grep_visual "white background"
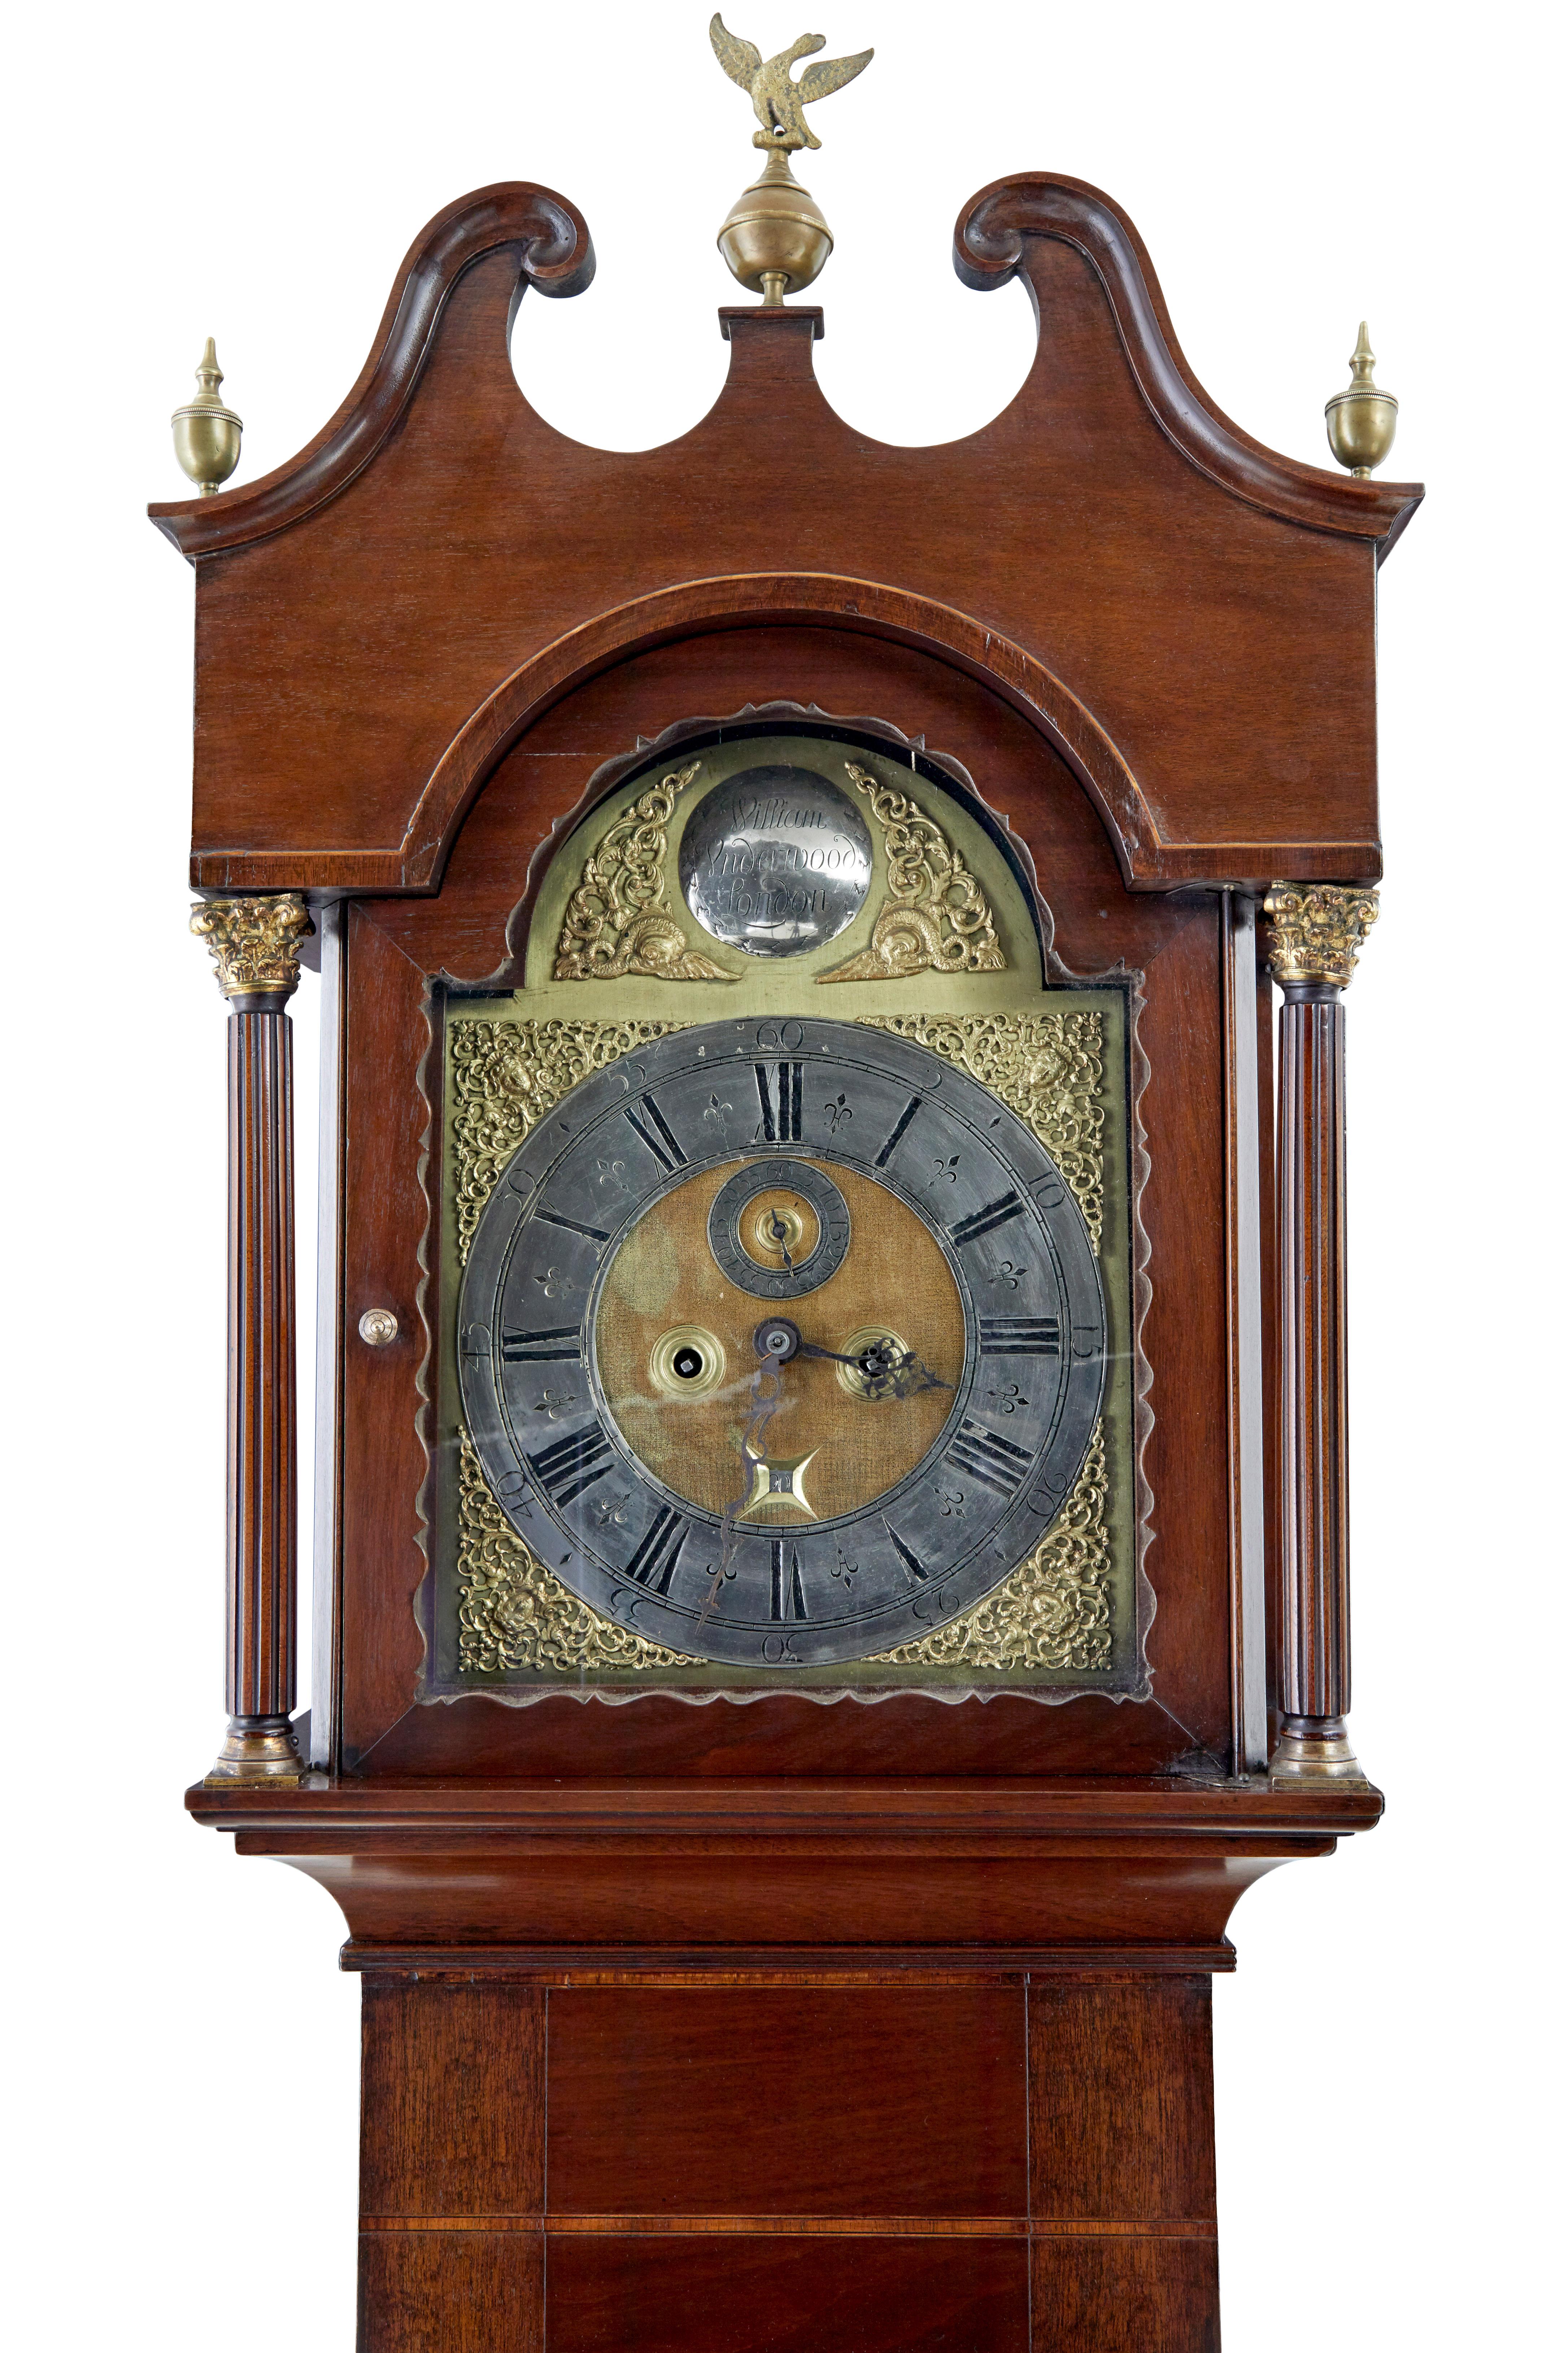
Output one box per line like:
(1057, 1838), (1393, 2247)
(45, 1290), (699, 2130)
(5, 1), (1562, 2345)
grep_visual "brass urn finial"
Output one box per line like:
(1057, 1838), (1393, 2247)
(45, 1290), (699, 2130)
(1324, 322), (1399, 478)
(171, 337), (243, 495)
(709, 14), (874, 303)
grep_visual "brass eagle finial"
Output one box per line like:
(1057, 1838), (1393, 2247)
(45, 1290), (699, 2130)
(709, 14), (874, 151)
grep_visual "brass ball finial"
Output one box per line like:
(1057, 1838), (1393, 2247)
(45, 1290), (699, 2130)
(709, 16), (873, 303)
(1324, 322), (1398, 478)
(718, 148), (835, 302)
(172, 337), (243, 495)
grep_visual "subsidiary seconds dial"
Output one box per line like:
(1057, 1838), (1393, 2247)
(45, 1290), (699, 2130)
(458, 1017), (1105, 1670)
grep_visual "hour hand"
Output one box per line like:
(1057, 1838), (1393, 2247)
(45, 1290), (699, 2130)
(849, 1343), (953, 1400)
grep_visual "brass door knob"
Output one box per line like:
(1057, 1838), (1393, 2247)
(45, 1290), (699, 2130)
(358, 1308), (399, 1347)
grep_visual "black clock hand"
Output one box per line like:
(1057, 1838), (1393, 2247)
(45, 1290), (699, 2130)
(853, 1346), (953, 1401)
(765, 1206), (794, 1269)
(752, 1319), (954, 1399)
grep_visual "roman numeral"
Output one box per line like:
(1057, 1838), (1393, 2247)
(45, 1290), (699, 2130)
(950, 1191), (1027, 1248)
(625, 1506), (689, 1596)
(527, 1421), (615, 1506)
(754, 1060), (803, 1142)
(623, 1093), (687, 1172)
(500, 1325), (583, 1363)
(874, 1095), (923, 1168)
(978, 1316), (1060, 1356)
(770, 1540), (809, 1620)
(534, 1207), (611, 1245)
(946, 1415), (1033, 1498)
(884, 1522), (929, 1583)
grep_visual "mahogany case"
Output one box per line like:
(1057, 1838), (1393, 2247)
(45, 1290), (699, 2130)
(171, 167), (1416, 2353)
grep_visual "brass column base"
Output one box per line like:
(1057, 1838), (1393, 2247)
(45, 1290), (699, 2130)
(204, 1714), (306, 1787)
(1269, 1713), (1368, 1788)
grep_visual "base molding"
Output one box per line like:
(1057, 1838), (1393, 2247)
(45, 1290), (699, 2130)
(337, 1941), (1241, 1978)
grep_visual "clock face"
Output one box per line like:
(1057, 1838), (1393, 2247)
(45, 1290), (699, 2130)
(458, 1017), (1105, 1668)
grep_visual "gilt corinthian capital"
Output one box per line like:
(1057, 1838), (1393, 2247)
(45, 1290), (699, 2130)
(191, 894), (314, 1000)
(1263, 884), (1379, 989)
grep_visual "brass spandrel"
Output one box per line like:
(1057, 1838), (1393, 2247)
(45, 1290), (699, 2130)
(818, 764), (1006, 983)
(554, 762), (734, 982)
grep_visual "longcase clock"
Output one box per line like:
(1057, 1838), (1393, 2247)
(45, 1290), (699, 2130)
(163, 34), (1418, 2350)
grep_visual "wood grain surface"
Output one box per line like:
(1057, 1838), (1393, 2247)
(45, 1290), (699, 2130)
(543, 2234), (1028, 2353)
(545, 1987), (1027, 2218)
(1029, 1978), (1215, 2222)
(153, 178), (1419, 894)
(170, 155), (1406, 2353)
(361, 1978), (544, 2218)
(347, 1972), (1229, 2352)
(325, 632), (1238, 1780)
(224, 1007), (299, 1727)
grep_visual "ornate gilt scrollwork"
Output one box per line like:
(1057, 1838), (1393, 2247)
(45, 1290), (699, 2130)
(857, 1011), (1106, 1250)
(449, 1018), (693, 1263)
(190, 893), (313, 999)
(1263, 883), (1379, 988)
(818, 763), (1005, 982)
(870, 1425), (1111, 1671)
(554, 763), (734, 981)
(457, 1434), (696, 1673)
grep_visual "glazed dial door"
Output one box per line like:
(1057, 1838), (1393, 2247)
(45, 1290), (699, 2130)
(459, 1017), (1104, 1669)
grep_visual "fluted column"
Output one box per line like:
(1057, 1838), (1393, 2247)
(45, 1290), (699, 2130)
(1264, 883), (1378, 1786)
(191, 893), (314, 1784)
